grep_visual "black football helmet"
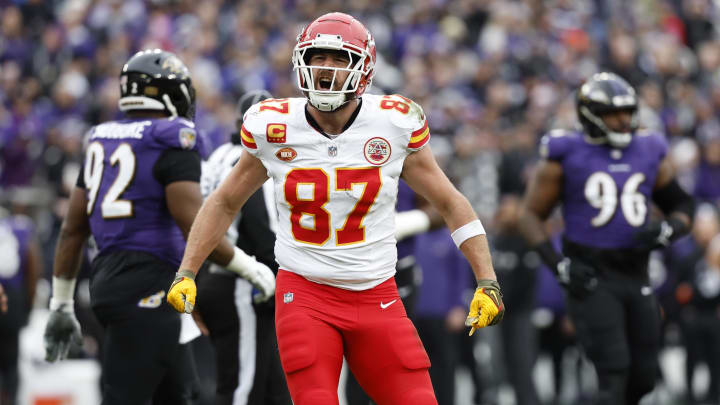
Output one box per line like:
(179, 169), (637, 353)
(576, 72), (638, 148)
(236, 89), (272, 124)
(231, 89), (272, 145)
(118, 49), (195, 119)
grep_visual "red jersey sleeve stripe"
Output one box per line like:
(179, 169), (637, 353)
(411, 120), (428, 137)
(240, 125), (257, 149)
(408, 127), (430, 149)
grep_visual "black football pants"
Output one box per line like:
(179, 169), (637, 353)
(90, 251), (195, 405)
(566, 267), (662, 405)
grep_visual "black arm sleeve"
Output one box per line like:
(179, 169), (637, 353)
(152, 149), (202, 185)
(235, 189), (278, 273)
(532, 240), (563, 274)
(76, 167), (85, 188)
(652, 178), (696, 219)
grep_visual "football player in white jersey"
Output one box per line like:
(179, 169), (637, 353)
(168, 12), (504, 405)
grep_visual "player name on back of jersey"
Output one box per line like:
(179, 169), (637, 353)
(91, 120), (152, 140)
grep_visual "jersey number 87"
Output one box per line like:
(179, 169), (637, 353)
(284, 167), (381, 245)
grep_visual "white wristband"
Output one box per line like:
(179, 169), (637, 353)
(225, 245), (256, 277)
(49, 297), (75, 312)
(395, 209), (431, 241)
(451, 219), (486, 248)
(51, 276), (77, 303)
(50, 276), (77, 311)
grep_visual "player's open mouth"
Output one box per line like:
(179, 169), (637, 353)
(318, 77), (333, 90)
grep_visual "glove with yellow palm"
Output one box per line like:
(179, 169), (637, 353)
(168, 270), (197, 314)
(465, 279), (504, 335)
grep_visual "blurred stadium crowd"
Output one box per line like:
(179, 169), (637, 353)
(2, 0), (720, 404)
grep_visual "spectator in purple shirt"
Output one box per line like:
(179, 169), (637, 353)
(414, 229), (473, 405)
(695, 132), (720, 204)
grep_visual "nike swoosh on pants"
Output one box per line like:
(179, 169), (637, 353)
(380, 299), (397, 309)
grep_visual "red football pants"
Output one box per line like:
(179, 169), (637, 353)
(274, 270), (437, 405)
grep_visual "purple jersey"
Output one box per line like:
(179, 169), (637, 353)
(694, 160), (720, 202)
(82, 117), (202, 266)
(541, 129), (668, 249)
(414, 229), (471, 317)
(0, 215), (33, 289)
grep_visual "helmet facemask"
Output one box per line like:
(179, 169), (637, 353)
(579, 104), (638, 149)
(293, 33), (374, 112)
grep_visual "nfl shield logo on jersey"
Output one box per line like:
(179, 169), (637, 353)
(364, 137), (391, 165)
(328, 145), (338, 157)
(283, 292), (294, 304)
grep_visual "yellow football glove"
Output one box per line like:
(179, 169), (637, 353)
(167, 270), (197, 314)
(465, 279), (504, 336)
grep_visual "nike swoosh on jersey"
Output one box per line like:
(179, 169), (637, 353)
(380, 299), (398, 309)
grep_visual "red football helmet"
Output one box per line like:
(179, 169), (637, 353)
(292, 13), (376, 111)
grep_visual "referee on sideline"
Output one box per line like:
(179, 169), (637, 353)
(196, 90), (291, 405)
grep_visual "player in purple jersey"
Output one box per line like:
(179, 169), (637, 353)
(519, 72), (696, 405)
(0, 212), (41, 405)
(42, 50), (275, 405)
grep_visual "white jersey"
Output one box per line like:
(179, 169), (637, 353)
(240, 94), (430, 290)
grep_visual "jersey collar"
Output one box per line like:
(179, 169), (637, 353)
(305, 98), (363, 139)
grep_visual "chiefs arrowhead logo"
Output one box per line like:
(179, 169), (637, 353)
(363, 137), (391, 165)
(276, 147), (297, 162)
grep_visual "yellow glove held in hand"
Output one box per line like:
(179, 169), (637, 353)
(465, 279), (505, 336)
(168, 270), (197, 314)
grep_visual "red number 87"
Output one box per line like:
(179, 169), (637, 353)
(284, 167), (381, 245)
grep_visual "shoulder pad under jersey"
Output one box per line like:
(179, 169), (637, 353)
(635, 129), (669, 160)
(371, 94), (430, 151)
(152, 118), (202, 153)
(240, 98), (302, 153)
(539, 129), (580, 161)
